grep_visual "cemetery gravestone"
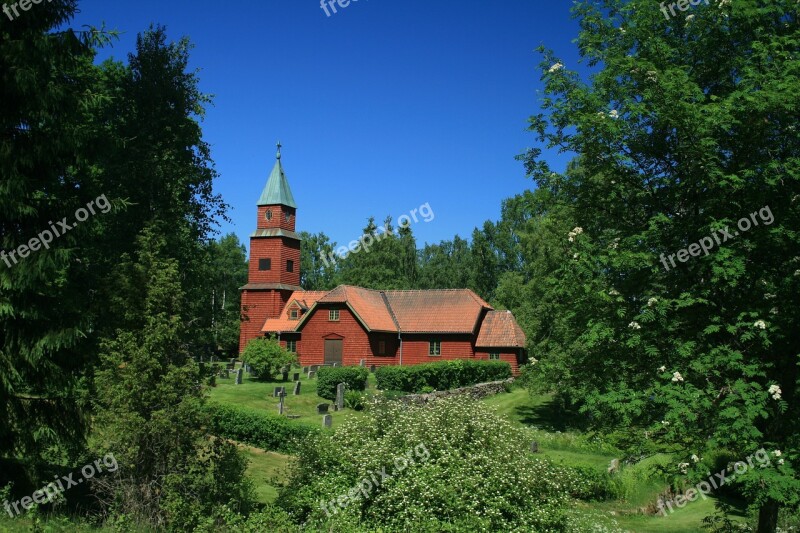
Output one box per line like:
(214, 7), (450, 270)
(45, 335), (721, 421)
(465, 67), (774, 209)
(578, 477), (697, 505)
(359, 359), (365, 367)
(293, 372), (300, 381)
(308, 371), (316, 379)
(293, 381), (301, 395)
(336, 383), (346, 410)
(369, 364), (376, 373)
(322, 414), (332, 428)
(316, 403), (329, 414)
(235, 368), (243, 385)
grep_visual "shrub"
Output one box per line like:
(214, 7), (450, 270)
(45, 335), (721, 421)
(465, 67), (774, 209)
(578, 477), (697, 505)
(279, 397), (571, 531)
(375, 360), (512, 393)
(316, 367), (369, 401)
(344, 391), (366, 411)
(241, 337), (296, 381)
(206, 403), (318, 453)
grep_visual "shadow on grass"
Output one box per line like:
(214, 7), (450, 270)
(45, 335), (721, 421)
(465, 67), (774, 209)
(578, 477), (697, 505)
(514, 395), (588, 432)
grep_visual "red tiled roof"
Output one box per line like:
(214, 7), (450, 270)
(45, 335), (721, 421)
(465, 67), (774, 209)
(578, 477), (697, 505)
(262, 290), (328, 333)
(384, 289), (492, 334)
(263, 286), (519, 338)
(476, 310), (527, 348)
(317, 286), (398, 332)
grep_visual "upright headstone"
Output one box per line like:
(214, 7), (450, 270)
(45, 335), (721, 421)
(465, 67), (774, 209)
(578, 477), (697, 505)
(302, 366), (309, 373)
(608, 459), (620, 474)
(370, 364), (376, 373)
(278, 394), (285, 415)
(336, 383), (346, 410)
(293, 381), (301, 395)
(293, 372), (300, 381)
(210, 356), (215, 364)
(222, 369), (230, 379)
(235, 368), (243, 385)
(359, 359), (365, 367)
(282, 371), (289, 382)
(316, 403), (329, 414)
(322, 414), (332, 428)
(332, 362), (338, 367)
(230, 357), (236, 368)
(274, 387), (283, 398)
(530, 441), (539, 453)
(308, 371), (316, 379)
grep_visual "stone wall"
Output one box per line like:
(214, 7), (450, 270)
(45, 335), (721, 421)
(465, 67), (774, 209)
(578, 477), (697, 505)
(398, 378), (514, 405)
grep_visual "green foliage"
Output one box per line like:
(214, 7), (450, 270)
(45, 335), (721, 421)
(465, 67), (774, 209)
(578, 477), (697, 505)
(344, 390), (366, 411)
(316, 367), (369, 401)
(279, 397), (571, 531)
(206, 403), (319, 453)
(509, 0), (800, 525)
(241, 337), (297, 381)
(375, 359), (512, 393)
(93, 227), (254, 531)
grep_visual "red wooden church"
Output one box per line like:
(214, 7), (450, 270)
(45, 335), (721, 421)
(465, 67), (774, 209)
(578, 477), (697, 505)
(239, 146), (527, 372)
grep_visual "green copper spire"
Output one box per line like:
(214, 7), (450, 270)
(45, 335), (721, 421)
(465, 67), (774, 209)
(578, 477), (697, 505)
(258, 141), (297, 208)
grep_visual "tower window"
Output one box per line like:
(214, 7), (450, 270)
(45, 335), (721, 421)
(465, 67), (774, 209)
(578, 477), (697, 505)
(265, 209), (273, 221)
(287, 260), (294, 273)
(259, 258), (271, 271)
(329, 309), (339, 321)
(285, 211), (291, 222)
(290, 309), (299, 320)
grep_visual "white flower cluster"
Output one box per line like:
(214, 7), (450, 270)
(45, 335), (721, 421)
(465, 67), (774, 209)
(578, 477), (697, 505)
(678, 462), (690, 474)
(671, 372), (684, 383)
(658, 365), (666, 372)
(628, 321), (641, 330)
(647, 297), (658, 307)
(753, 320), (766, 329)
(691, 454), (701, 463)
(774, 449), (784, 465)
(568, 226), (583, 242)
(548, 62), (563, 73)
(768, 384), (782, 401)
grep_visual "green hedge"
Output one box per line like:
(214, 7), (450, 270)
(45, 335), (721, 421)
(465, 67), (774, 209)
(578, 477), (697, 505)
(316, 366), (369, 400)
(375, 360), (512, 393)
(206, 403), (318, 453)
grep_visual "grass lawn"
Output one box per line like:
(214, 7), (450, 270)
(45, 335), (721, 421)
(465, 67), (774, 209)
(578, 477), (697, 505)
(208, 368), (372, 428)
(239, 445), (294, 505)
(482, 387), (750, 532)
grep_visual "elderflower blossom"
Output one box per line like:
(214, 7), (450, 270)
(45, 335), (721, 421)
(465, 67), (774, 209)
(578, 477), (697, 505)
(768, 384), (782, 400)
(628, 321), (641, 330)
(672, 372), (684, 382)
(609, 289), (620, 296)
(661, 420), (669, 426)
(691, 454), (701, 463)
(530, 358), (539, 365)
(778, 458), (785, 465)
(774, 450), (782, 457)
(678, 462), (690, 474)
(754, 320), (767, 330)
(608, 109), (619, 119)
(647, 297), (658, 307)
(658, 365), (666, 372)
(548, 62), (563, 73)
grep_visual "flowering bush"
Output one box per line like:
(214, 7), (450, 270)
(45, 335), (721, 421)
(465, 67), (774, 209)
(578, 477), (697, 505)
(279, 397), (572, 531)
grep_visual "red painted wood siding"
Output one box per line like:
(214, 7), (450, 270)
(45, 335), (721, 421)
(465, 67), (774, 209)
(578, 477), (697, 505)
(248, 237), (301, 286)
(399, 334), (476, 365)
(239, 289), (292, 352)
(296, 306), (379, 366)
(475, 350), (520, 375)
(257, 205), (297, 232)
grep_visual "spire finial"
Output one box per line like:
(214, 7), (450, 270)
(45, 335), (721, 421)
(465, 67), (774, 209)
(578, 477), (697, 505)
(276, 141), (282, 160)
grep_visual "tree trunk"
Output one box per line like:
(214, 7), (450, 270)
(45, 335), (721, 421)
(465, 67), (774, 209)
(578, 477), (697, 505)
(756, 498), (779, 533)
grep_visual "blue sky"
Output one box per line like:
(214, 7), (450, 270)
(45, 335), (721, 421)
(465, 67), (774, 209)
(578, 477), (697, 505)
(70, 0), (584, 250)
